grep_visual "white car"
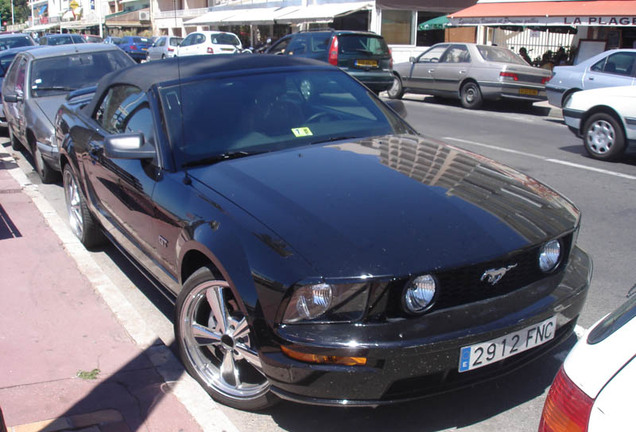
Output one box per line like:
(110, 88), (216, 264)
(562, 85), (636, 161)
(176, 31), (243, 57)
(147, 36), (183, 61)
(539, 293), (636, 432)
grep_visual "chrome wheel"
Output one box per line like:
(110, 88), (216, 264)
(387, 75), (404, 100)
(178, 278), (270, 403)
(586, 119), (615, 155)
(64, 166), (84, 240)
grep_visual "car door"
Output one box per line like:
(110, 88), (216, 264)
(3, 55), (28, 143)
(404, 44), (449, 93)
(178, 33), (198, 56)
(432, 44), (471, 95)
(84, 84), (163, 273)
(148, 37), (164, 60)
(583, 51), (636, 90)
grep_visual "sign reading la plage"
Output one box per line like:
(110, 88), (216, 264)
(452, 16), (636, 26)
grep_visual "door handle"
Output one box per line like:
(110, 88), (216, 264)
(459, 70), (467, 74)
(588, 76), (594, 80)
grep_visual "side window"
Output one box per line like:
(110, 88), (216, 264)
(4, 56), (26, 93)
(94, 85), (154, 144)
(440, 45), (470, 63)
(310, 34), (331, 53)
(591, 53), (636, 76)
(418, 45), (448, 63)
(181, 34), (194, 47)
(268, 37), (291, 55)
(158, 38), (165, 47)
(195, 34), (205, 45)
(287, 34), (309, 55)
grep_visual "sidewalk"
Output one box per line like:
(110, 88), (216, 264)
(0, 146), (220, 431)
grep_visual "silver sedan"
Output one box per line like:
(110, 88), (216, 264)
(388, 43), (552, 109)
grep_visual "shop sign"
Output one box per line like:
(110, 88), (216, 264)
(452, 16), (636, 26)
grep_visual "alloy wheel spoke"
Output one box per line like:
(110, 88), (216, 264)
(220, 349), (239, 388)
(235, 342), (263, 370)
(191, 322), (222, 347)
(206, 287), (228, 335)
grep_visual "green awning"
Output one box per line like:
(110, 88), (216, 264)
(418, 15), (449, 31)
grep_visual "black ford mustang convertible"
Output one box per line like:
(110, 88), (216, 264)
(56, 55), (591, 410)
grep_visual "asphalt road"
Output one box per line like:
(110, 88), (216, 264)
(6, 95), (635, 432)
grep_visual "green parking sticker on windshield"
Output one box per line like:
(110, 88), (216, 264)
(292, 127), (313, 137)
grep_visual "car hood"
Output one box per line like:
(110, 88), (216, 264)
(190, 135), (579, 278)
(32, 94), (68, 125)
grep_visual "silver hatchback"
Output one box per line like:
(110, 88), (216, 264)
(388, 43), (552, 109)
(147, 36), (183, 61)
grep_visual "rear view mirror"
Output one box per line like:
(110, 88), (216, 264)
(104, 133), (155, 159)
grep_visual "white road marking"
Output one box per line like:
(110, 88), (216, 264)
(444, 137), (636, 181)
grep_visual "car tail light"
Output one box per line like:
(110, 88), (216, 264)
(389, 47), (393, 69)
(130, 45), (137, 50)
(539, 367), (593, 432)
(542, 76), (551, 84)
(207, 47), (215, 54)
(168, 47), (173, 52)
(328, 36), (338, 66)
(500, 71), (518, 81)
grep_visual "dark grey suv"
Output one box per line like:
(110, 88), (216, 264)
(266, 30), (393, 94)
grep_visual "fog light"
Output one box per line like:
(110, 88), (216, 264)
(403, 274), (436, 314)
(539, 239), (562, 272)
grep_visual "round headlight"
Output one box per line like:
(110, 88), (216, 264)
(403, 274), (437, 314)
(539, 239), (562, 272)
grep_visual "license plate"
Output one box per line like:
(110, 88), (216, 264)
(356, 59), (378, 67)
(458, 316), (556, 372)
(519, 88), (538, 96)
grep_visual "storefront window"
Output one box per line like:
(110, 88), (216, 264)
(381, 10), (412, 45)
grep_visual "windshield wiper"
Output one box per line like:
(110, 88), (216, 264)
(182, 151), (259, 168)
(34, 86), (76, 92)
(310, 136), (359, 145)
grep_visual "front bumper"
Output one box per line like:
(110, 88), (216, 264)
(37, 141), (61, 171)
(259, 246), (591, 407)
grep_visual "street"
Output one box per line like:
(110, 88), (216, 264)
(6, 94), (635, 432)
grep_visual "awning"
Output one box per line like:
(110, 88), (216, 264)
(275, 2), (372, 24)
(418, 15), (449, 31)
(184, 9), (238, 26)
(221, 7), (282, 25)
(26, 22), (60, 32)
(449, 1), (636, 27)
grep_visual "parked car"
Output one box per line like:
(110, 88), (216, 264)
(0, 46), (40, 127)
(114, 36), (152, 62)
(388, 43), (552, 109)
(103, 36), (123, 45)
(2, 43), (135, 182)
(539, 292), (635, 432)
(38, 33), (86, 45)
(265, 30), (393, 94)
(0, 33), (38, 50)
(546, 49), (636, 108)
(81, 34), (103, 43)
(562, 85), (636, 161)
(176, 31), (243, 56)
(147, 36), (183, 61)
(55, 54), (591, 411)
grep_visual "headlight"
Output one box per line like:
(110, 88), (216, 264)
(282, 282), (370, 324)
(403, 274), (437, 314)
(539, 239), (562, 272)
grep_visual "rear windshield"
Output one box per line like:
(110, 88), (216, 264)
(211, 33), (240, 46)
(30, 50), (134, 97)
(477, 46), (527, 65)
(131, 37), (151, 44)
(338, 35), (390, 56)
(0, 35), (34, 50)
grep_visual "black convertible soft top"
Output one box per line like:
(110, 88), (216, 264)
(84, 54), (332, 115)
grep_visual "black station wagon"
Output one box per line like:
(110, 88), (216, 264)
(56, 55), (591, 410)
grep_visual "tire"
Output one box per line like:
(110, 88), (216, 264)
(460, 81), (483, 109)
(583, 113), (625, 161)
(9, 128), (22, 151)
(175, 268), (278, 411)
(387, 75), (404, 100)
(32, 141), (59, 184)
(63, 164), (104, 248)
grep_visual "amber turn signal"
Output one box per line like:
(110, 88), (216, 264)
(281, 346), (367, 366)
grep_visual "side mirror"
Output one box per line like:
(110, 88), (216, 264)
(104, 133), (155, 159)
(385, 99), (407, 119)
(3, 94), (22, 103)
(409, 56), (416, 63)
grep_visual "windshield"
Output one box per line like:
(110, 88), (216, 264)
(160, 69), (413, 168)
(30, 50), (134, 97)
(0, 35), (34, 50)
(477, 46), (528, 65)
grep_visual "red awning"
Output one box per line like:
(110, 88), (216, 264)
(449, 1), (636, 26)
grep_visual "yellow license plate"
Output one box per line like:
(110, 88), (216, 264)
(356, 59), (378, 67)
(519, 88), (538, 96)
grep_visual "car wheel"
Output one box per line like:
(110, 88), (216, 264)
(32, 141), (58, 184)
(175, 268), (278, 411)
(63, 164), (103, 248)
(161, 54), (166, 60)
(583, 113), (625, 161)
(387, 75), (404, 100)
(9, 128), (22, 151)
(460, 82), (483, 109)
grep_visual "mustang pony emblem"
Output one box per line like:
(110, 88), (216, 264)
(481, 264), (518, 285)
